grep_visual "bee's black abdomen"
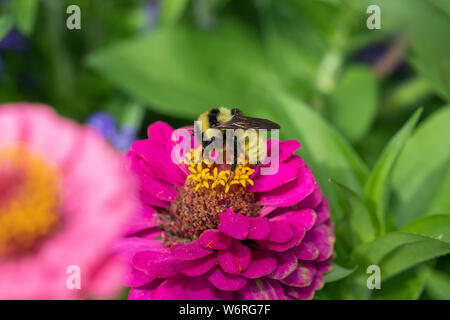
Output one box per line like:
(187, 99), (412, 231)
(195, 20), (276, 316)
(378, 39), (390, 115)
(208, 108), (219, 127)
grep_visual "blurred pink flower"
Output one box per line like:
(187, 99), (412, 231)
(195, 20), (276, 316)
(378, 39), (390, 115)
(120, 121), (335, 300)
(0, 103), (137, 299)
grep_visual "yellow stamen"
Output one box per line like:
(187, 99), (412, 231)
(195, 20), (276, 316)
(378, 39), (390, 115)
(185, 147), (255, 193)
(0, 147), (61, 259)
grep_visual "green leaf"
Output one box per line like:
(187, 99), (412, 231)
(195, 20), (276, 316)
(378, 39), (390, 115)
(259, 1), (326, 94)
(0, 15), (14, 41)
(330, 180), (376, 245)
(348, 0), (450, 100)
(382, 77), (432, 114)
(401, 215), (450, 244)
(120, 103), (145, 129)
(87, 19), (280, 120)
(426, 268), (450, 300)
(274, 92), (369, 222)
(355, 232), (424, 264)
(12, 0), (39, 35)
(327, 65), (378, 143)
(355, 232), (450, 280)
(392, 106), (450, 226)
(381, 239), (450, 279)
(160, 0), (189, 25)
(370, 266), (429, 300)
(324, 264), (358, 283)
(364, 109), (422, 234)
(429, 0), (450, 16)
(426, 168), (450, 216)
(410, 56), (449, 101)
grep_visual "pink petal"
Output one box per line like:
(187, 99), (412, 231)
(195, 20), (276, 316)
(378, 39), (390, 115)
(218, 210), (250, 240)
(139, 174), (177, 202)
(86, 255), (126, 299)
(0, 106), (23, 146)
(293, 242), (320, 260)
(260, 206), (277, 216)
(316, 258), (333, 273)
(184, 276), (231, 300)
(258, 167), (315, 207)
(128, 288), (154, 300)
(304, 224), (335, 261)
(171, 240), (213, 260)
(272, 208), (317, 232)
(12, 106), (80, 169)
(217, 240), (251, 275)
(128, 279), (164, 300)
(115, 237), (166, 257)
(285, 155), (306, 169)
(281, 262), (316, 287)
(297, 184), (323, 209)
(285, 273), (324, 300)
(312, 273), (325, 291)
(248, 217), (270, 240)
(267, 220), (293, 243)
(179, 254), (218, 276)
(132, 250), (180, 278)
(237, 278), (285, 300)
(279, 140), (302, 162)
(115, 238), (164, 287)
(315, 198), (331, 224)
(147, 121), (174, 146)
(125, 206), (160, 236)
(129, 153), (178, 201)
(250, 163), (297, 192)
(241, 249), (278, 279)
(257, 224), (305, 252)
(153, 276), (186, 300)
(125, 267), (155, 288)
(268, 251), (298, 280)
(285, 285), (315, 300)
(131, 139), (186, 186)
(208, 267), (247, 291)
(265, 139), (301, 164)
(139, 190), (170, 208)
(199, 230), (232, 250)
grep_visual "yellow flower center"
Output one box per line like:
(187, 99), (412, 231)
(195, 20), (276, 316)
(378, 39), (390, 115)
(0, 147), (61, 259)
(185, 148), (255, 193)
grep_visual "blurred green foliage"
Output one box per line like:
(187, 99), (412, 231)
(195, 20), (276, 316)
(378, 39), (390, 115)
(0, 0), (449, 299)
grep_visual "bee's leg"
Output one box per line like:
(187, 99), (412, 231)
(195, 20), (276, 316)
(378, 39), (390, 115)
(202, 137), (215, 162)
(227, 136), (238, 183)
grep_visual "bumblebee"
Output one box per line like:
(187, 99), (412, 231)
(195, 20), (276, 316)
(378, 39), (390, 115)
(196, 107), (280, 176)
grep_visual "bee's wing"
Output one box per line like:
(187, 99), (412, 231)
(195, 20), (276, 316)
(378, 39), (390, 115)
(214, 114), (280, 130)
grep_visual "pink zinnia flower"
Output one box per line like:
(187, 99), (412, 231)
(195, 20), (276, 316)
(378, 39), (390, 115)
(0, 103), (137, 299)
(121, 121), (335, 300)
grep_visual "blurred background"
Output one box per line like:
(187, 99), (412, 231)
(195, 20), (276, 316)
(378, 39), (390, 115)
(0, 0), (449, 299)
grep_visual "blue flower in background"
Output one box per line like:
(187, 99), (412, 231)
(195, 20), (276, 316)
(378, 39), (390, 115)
(355, 42), (388, 65)
(0, 28), (28, 51)
(0, 28), (28, 82)
(87, 112), (138, 153)
(353, 35), (409, 78)
(146, 0), (160, 29)
(87, 112), (117, 141)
